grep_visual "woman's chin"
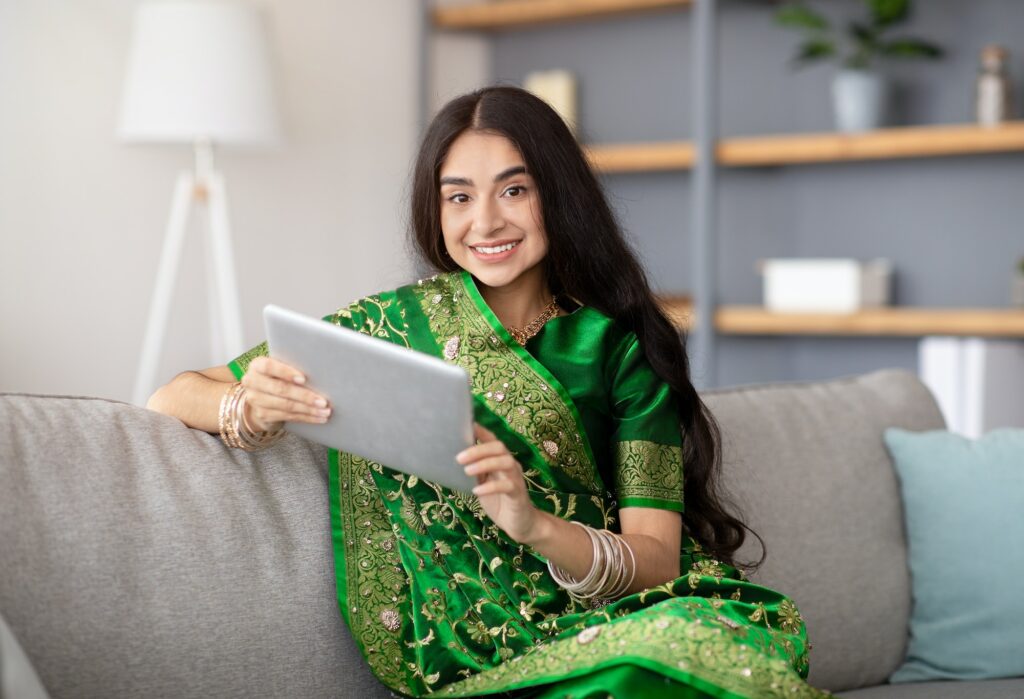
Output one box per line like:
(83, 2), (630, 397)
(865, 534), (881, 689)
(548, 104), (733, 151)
(466, 266), (524, 290)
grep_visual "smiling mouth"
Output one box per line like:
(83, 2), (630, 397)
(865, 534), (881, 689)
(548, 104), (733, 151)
(469, 240), (521, 255)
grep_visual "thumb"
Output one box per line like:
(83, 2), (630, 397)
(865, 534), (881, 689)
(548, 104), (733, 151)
(473, 422), (497, 443)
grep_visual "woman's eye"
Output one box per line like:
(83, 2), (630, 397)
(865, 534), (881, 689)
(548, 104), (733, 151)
(447, 193), (469, 204)
(504, 186), (526, 198)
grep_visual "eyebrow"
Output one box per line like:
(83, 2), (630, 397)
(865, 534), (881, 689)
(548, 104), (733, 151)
(439, 165), (527, 187)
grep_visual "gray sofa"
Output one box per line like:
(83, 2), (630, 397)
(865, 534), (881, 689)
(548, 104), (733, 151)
(1, 370), (1022, 698)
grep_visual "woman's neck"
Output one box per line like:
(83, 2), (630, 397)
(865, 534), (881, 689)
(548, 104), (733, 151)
(476, 268), (554, 330)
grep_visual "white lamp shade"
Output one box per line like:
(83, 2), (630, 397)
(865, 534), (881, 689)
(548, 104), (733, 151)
(118, 1), (280, 146)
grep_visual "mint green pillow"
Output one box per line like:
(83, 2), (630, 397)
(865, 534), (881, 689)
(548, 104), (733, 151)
(884, 428), (1024, 683)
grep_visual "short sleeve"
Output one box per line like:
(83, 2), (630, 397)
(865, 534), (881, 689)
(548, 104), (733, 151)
(228, 342), (268, 380)
(608, 334), (684, 512)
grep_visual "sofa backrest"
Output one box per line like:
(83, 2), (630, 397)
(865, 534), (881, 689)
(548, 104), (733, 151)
(704, 369), (945, 692)
(0, 394), (393, 699)
(1, 369), (944, 697)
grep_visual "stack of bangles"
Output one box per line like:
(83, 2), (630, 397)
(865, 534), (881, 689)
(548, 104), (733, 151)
(218, 382), (285, 450)
(547, 521), (637, 603)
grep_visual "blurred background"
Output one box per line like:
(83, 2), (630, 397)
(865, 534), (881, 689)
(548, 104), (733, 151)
(1, 0), (1022, 433)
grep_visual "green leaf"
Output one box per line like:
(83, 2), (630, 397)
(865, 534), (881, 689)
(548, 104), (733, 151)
(775, 4), (830, 32)
(867, 0), (909, 28)
(881, 38), (944, 59)
(849, 21), (879, 49)
(793, 38), (836, 65)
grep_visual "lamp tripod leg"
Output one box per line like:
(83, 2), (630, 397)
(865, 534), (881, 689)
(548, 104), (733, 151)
(132, 172), (195, 406)
(206, 171), (245, 362)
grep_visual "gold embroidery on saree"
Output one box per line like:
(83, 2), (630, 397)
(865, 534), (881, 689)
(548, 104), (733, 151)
(415, 274), (601, 494)
(440, 597), (823, 698)
(327, 280), (815, 696)
(337, 453), (414, 694)
(615, 440), (684, 504)
(330, 293), (422, 693)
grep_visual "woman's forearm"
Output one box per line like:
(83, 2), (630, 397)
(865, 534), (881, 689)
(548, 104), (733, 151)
(146, 367), (235, 434)
(522, 510), (680, 596)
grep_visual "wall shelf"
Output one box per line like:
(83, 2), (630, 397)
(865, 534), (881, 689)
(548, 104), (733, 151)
(714, 306), (1024, 338)
(433, 0), (691, 31)
(428, 3), (1024, 383)
(586, 122), (1024, 173)
(657, 300), (1024, 337)
(719, 122), (1024, 167)
(585, 141), (694, 172)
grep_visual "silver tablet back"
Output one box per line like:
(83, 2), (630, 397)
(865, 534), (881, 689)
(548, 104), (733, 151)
(263, 304), (476, 493)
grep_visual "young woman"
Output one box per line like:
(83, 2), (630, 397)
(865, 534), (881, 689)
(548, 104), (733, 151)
(149, 86), (825, 698)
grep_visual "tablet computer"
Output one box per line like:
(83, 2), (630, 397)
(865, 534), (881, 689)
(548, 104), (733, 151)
(264, 305), (476, 494)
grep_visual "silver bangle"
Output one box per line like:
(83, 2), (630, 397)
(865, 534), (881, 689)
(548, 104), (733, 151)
(547, 522), (636, 602)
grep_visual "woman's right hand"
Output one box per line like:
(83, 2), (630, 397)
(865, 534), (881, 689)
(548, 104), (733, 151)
(240, 356), (332, 432)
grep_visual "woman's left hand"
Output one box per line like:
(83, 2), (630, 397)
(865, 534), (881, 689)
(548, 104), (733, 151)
(457, 423), (538, 543)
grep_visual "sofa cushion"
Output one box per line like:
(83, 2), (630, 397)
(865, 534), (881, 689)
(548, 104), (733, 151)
(0, 393), (393, 699)
(704, 370), (945, 693)
(884, 428), (1024, 683)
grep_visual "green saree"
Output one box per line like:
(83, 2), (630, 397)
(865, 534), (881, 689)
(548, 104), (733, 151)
(229, 271), (827, 699)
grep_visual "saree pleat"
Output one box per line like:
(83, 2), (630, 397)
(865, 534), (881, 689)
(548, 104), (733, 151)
(229, 272), (828, 699)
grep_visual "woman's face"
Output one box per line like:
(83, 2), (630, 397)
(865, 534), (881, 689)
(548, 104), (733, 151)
(439, 130), (549, 291)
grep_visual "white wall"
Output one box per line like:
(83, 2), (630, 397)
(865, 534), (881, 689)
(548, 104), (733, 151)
(0, 0), (420, 402)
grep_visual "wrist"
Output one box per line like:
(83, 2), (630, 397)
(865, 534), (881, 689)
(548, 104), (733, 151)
(242, 397), (265, 432)
(517, 509), (556, 548)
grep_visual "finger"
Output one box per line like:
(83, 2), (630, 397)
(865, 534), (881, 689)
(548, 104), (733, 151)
(243, 370), (329, 408)
(258, 408), (327, 425)
(249, 404), (328, 427)
(248, 389), (330, 417)
(250, 356), (310, 386)
(456, 440), (509, 465)
(248, 392), (331, 422)
(464, 455), (518, 478)
(472, 479), (516, 497)
(473, 423), (497, 442)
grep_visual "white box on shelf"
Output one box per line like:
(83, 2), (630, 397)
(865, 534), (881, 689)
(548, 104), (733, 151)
(760, 258), (892, 313)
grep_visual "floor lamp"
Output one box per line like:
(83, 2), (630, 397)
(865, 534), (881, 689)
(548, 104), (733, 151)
(119, 1), (279, 406)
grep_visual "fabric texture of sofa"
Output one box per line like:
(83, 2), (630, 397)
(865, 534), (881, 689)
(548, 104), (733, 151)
(1, 369), (1021, 698)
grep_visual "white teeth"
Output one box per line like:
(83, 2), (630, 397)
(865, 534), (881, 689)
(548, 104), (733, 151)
(473, 241), (519, 255)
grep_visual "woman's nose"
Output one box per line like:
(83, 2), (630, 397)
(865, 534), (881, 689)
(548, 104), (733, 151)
(470, 198), (505, 235)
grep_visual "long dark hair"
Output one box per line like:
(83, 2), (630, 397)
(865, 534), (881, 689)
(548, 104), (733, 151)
(411, 86), (759, 568)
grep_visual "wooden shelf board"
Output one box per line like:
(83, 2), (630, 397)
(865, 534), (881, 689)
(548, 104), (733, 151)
(625, 300), (1024, 337)
(714, 306), (1024, 337)
(433, 0), (692, 31)
(586, 141), (694, 173)
(719, 122), (1024, 167)
(585, 122), (1024, 173)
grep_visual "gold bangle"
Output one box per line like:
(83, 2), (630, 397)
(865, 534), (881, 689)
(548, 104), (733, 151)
(219, 382), (243, 448)
(218, 382), (284, 450)
(234, 390), (284, 450)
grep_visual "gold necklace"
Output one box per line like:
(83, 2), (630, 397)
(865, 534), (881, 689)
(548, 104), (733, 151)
(506, 297), (559, 345)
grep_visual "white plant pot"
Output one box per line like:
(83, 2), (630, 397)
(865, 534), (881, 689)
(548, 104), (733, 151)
(832, 69), (887, 133)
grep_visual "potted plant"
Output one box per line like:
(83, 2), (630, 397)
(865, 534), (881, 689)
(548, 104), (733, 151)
(775, 0), (943, 132)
